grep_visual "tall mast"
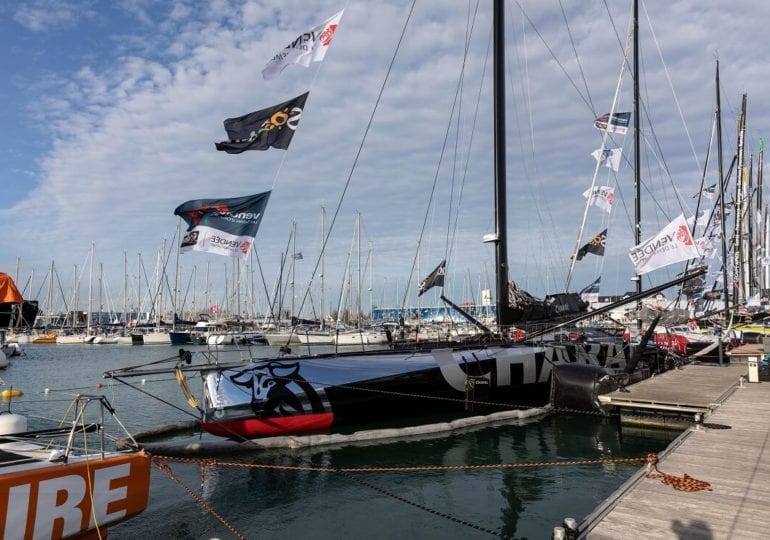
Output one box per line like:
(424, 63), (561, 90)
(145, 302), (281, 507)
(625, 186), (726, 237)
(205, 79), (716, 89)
(733, 94), (748, 306)
(320, 206), (326, 329)
(632, 0), (642, 331)
(493, 0), (510, 330)
(715, 60), (730, 323)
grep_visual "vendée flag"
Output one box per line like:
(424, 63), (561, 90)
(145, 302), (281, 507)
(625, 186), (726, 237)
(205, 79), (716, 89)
(582, 185), (615, 213)
(215, 92), (309, 154)
(174, 192), (271, 259)
(262, 10), (344, 80)
(628, 214), (700, 275)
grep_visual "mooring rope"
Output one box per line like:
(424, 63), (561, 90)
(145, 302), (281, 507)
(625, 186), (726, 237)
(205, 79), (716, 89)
(645, 453), (712, 492)
(150, 454), (648, 473)
(154, 461), (246, 540)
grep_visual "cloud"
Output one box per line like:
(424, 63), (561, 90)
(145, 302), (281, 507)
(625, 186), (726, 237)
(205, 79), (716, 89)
(13, 0), (95, 31)
(3, 1), (770, 313)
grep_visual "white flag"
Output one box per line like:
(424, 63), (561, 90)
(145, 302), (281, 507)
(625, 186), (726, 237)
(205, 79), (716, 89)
(582, 185), (615, 213)
(590, 148), (623, 172)
(629, 214), (701, 275)
(262, 10), (344, 80)
(694, 237), (716, 259)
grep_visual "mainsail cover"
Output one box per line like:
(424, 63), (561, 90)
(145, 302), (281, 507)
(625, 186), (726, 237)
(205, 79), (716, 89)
(174, 192), (271, 259)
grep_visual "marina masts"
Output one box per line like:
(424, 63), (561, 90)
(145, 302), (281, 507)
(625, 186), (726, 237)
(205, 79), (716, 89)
(715, 60), (730, 323)
(632, 0), (642, 331)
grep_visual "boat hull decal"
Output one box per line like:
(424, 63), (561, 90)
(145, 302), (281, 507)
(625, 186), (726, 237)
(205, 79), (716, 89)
(201, 413), (334, 438)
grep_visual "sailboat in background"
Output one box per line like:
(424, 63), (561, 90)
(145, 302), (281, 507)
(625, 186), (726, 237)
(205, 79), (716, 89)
(0, 272), (39, 332)
(105, 1), (698, 439)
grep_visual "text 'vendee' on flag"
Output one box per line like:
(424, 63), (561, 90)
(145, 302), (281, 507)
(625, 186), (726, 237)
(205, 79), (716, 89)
(174, 191), (271, 259)
(582, 185), (614, 214)
(418, 260), (446, 296)
(215, 92), (309, 154)
(628, 214), (701, 275)
(262, 10), (344, 80)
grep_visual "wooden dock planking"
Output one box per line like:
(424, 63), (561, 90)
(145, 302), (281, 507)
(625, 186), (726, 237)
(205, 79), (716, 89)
(598, 362), (748, 413)
(580, 378), (770, 539)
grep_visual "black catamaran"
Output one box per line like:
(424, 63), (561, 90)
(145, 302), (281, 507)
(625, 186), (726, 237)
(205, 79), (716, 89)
(105, 1), (695, 439)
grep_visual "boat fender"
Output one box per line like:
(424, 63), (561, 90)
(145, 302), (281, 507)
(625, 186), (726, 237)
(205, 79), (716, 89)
(1, 388), (23, 400)
(551, 364), (616, 412)
(0, 412), (28, 434)
(48, 449), (66, 462)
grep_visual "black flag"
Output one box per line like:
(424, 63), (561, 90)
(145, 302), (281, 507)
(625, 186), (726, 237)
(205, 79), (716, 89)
(215, 92), (309, 154)
(418, 260), (446, 296)
(576, 229), (607, 261)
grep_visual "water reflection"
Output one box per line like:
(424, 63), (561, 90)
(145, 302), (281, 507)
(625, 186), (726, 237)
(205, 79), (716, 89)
(184, 414), (676, 539)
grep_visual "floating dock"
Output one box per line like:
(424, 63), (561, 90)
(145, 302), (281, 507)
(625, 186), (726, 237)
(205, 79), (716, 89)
(579, 361), (769, 539)
(597, 361), (748, 429)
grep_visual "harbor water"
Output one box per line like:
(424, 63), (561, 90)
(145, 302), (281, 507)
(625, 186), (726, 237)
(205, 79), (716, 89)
(3, 344), (678, 539)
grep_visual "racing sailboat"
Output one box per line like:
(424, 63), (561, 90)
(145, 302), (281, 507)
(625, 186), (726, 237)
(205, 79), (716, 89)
(104, 1), (689, 439)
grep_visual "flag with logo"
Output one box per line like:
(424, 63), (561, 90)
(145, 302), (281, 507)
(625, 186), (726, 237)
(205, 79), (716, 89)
(629, 214), (701, 275)
(582, 186), (615, 213)
(262, 10), (344, 80)
(215, 92), (309, 154)
(579, 277), (601, 303)
(418, 260), (446, 296)
(174, 191), (271, 259)
(594, 112), (631, 134)
(576, 229), (607, 261)
(591, 147), (623, 172)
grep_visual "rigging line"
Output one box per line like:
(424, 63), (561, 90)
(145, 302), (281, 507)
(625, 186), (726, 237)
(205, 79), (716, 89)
(443, 0), (476, 262)
(641, 1), (702, 175)
(285, 0), (418, 327)
(267, 5), (339, 193)
(510, 0), (593, 114)
(399, 1), (480, 311)
(442, 0), (482, 273)
(448, 24), (492, 273)
(565, 16), (632, 291)
(558, 0), (595, 116)
(508, 10), (553, 293)
(601, 0), (629, 70)
(253, 249), (276, 326)
(110, 376), (200, 419)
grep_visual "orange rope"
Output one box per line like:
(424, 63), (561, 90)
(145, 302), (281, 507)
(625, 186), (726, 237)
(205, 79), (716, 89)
(645, 453), (712, 492)
(151, 453), (647, 473)
(154, 461), (246, 539)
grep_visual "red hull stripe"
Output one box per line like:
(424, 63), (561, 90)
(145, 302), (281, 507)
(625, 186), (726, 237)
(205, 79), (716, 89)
(202, 413), (334, 438)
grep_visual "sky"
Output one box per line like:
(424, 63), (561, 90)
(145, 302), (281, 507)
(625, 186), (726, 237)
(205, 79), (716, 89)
(1, 0), (769, 319)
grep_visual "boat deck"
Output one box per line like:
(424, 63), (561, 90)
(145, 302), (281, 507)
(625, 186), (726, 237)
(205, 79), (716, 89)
(579, 372), (770, 539)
